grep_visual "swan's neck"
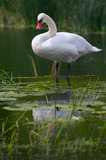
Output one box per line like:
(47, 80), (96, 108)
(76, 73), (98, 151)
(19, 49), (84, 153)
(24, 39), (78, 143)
(45, 15), (57, 38)
(37, 14), (57, 42)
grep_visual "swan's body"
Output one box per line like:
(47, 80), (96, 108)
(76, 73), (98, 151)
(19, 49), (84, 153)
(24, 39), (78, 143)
(32, 32), (100, 63)
(31, 13), (102, 85)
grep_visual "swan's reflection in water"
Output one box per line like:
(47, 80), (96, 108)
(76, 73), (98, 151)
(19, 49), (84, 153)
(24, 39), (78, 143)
(32, 90), (95, 121)
(36, 90), (73, 106)
(33, 109), (69, 121)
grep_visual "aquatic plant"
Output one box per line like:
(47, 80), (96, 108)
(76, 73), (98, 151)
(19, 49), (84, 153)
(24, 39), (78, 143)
(28, 55), (38, 77)
(0, 70), (21, 88)
(0, 111), (27, 156)
(0, 70), (14, 87)
(28, 113), (106, 155)
(0, 113), (105, 159)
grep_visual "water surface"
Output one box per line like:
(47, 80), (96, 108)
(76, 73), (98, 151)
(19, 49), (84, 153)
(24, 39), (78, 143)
(0, 28), (105, 77)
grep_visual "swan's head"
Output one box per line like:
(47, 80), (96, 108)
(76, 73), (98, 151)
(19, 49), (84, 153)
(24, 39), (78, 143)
(36, 13), (46, 30)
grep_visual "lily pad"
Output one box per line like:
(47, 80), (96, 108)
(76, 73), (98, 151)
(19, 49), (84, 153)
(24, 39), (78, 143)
(0, 97), (17, 101)
(16, 102), (37, 108)
(91, 110), (106, 114)
(2, 106), (27, 111)
(81, 101), (105, 107)
(0, 91), (26, 98)
(102, 106), (106, 110)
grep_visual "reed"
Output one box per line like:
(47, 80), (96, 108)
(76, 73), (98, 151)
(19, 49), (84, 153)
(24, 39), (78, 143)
(0, 111), (27, 156)
(28, 55), (38, 77)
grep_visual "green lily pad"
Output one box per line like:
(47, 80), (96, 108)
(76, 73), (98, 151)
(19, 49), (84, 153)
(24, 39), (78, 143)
(102, 106), (106, 110)
(0, 91), (26, 98)
(81, 101), (105, 107)
(91, 110), (106, 114)
(0, 97), (17, 101)
(16, 102), (38, 108)
(2, 106), (27, 111)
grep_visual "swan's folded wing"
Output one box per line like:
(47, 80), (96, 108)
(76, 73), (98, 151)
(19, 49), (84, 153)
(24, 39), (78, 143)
(39, 32), (96, 63)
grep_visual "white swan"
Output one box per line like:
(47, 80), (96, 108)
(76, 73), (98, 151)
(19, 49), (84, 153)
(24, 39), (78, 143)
(31, 13), (102, 85)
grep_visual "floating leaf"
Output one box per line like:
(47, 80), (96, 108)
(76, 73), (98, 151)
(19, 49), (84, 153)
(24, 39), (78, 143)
(16, 102), (37, 108)
(2, 106), (27, 111)
(0, 91), (26, 98)
(91, 110), (106, 114)
(102, 106), (106, 110)
(82, 101), (105, 107)
(0, 97), (17, 101)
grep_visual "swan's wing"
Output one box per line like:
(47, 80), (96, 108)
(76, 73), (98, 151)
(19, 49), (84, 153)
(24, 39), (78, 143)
(39, 32), (94, 62)
(42, 32), (93, 54)
(56, 32), (93, 53)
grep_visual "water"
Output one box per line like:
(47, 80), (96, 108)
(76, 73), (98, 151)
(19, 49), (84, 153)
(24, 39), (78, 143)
(0, 28), (106, 160)
(0, 75), (106, 160)
(0, 28), (106, 77)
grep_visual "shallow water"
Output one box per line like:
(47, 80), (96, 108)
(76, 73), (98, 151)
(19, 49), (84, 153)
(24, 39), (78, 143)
(0, 76), (106, 160)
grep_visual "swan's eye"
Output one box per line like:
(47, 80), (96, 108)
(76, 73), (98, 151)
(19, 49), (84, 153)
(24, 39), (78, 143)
(38, 18), (43, 23)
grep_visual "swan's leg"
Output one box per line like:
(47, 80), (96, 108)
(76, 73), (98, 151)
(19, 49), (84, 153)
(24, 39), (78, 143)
(55, 62), (59, 84)
(66, 63), (71, 86)
(55, 62), (71, 86)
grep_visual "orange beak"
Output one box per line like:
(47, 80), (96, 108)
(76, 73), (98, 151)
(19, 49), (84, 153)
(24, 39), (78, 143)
(36, 21), (42, 30)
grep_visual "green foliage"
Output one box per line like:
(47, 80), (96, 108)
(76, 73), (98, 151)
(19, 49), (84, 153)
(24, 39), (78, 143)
(0, 111), (27, 156)
(0, 70), (21, 88)
(0, 0), (106, 31)
(0, 70), (15, 87)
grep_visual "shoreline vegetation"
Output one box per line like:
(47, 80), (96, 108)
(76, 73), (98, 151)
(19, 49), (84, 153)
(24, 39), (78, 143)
(0, 24), (106, 35)
(0, 0), (106, 32)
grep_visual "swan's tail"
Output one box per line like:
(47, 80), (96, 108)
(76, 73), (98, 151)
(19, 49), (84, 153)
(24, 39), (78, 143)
(93, 46), (102, 52)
